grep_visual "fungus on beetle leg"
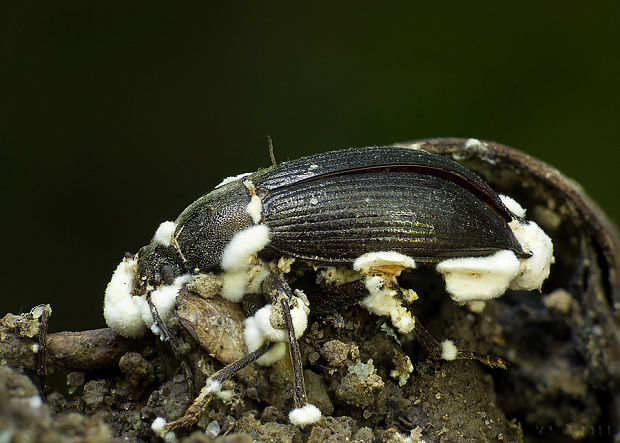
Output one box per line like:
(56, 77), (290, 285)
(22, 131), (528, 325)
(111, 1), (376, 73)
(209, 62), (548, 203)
(103, 144), (555, 434)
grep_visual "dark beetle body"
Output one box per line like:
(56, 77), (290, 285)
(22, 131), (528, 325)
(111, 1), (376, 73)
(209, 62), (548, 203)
(158, 146), (524, 282)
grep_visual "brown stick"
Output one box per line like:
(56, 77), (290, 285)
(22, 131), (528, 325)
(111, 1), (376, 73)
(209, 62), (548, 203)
(44, 328), (139, 372)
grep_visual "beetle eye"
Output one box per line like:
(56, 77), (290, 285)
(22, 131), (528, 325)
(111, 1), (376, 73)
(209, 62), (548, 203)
(160, 264), (175, 286)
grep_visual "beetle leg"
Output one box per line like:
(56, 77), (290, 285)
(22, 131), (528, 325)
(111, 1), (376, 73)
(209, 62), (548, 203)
(146, 292), (195, 401)
(165, 344), (270, 431)
(413, 317), (508, 369)
(261, 274), (321, 425)
(263, 276), (308, 407)
(281, 296), (307, 408)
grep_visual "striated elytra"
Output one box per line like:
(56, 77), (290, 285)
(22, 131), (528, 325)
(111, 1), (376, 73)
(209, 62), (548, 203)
(145, 146), (525, 283)
(103, 144), (554, 434)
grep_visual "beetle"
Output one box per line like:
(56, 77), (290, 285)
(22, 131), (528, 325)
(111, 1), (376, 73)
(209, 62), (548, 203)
(103, 144), (554, 433)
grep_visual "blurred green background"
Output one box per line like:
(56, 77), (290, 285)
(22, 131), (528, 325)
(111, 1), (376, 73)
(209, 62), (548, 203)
(3, 3), (619, 332)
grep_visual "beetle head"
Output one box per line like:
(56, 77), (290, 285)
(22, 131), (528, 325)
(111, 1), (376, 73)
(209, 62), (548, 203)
(134, 243), (185, 294)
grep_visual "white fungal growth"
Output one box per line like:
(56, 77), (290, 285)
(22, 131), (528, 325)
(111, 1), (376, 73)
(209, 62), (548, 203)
(205, 379), (222, 394)
(220, 263), (270, 303)
(215, 172), (252, 188)
(104, 257), (146, 338)
(220, 225), (271, 302)
(151, 417), (168, 437)
(435, 191), (553, 302)
(508, 219), (554, 291)
(245, 195), (262, 224)
(243, 297), (309, 366)
(26, 395), (42, 409)
(104, 256), (190, 338)
(436, 250), (521, 303)
(360, 276), (416, 334)
(467, 300), (486, 313)
(353, 251), (416, 275)
(499, 194), (526, 218)
(289, 404), (322, 427)
(256, 342), (287, 366)
(153, 221), (177, 247)
(465, 138), (486, 149)
(441, 340), (458, 361)
(221, 225), (270, 271)
(254, 301), (309, 342)
(316, 266), (361, 286)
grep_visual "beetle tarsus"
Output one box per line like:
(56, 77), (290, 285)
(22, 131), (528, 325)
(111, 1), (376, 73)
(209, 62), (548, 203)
(413, 315), (508, 369)
(456, 351), (508, 369)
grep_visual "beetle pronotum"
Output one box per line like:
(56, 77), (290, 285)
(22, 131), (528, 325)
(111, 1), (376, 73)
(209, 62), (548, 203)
(103, 143), (553, 434)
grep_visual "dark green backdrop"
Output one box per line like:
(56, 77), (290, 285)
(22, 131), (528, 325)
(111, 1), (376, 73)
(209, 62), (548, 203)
(3, 3), (619, 331)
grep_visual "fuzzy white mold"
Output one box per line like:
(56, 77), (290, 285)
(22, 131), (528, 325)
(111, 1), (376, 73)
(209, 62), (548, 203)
(465, 138), (487, 149)
(256, 342), (287, 366)
(441, 339), (458, 361)
(499, 194), (526, 218)
(151, 417), (168, 436)
(142, 274), (191, 335)
(243, 298), (309, 366)
(221, 225), (270, 271)
(246, 195), (262, 224)
(104, 257), (146, 338)
(221, 261), (270, 303)
(436, 250), (521, 303)
(153, 221), (177, 247)
(219, 225), (271, 302)
(253, 301), (308, 342)
(316, 266), (361, 286)
(104, 257), (190, 338)
(508, 220), (554, 291)
(360, 276), (415, 334)
(353, 251), (416, 275)
(215, 172), (252, 189)
(289, 404), (322, 427)
(243, 318), (287, 366)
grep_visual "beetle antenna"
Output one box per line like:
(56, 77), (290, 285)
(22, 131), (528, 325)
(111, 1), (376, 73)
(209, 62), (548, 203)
(413, 317), (508, 370)
(146, 292), (194, 401)
(268, 135), (277, 166)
